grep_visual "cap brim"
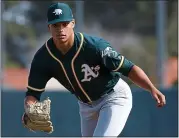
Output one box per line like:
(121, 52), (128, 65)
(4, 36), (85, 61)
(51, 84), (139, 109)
(48, 18), (73, 25)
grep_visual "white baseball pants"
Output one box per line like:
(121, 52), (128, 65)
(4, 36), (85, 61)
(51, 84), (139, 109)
(78, 78), (132, 137)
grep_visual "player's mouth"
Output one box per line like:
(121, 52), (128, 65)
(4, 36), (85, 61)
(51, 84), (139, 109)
(56, 34), (66, 39)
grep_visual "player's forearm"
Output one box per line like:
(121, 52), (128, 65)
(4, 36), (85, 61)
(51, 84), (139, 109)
(128, 65), (156, 92)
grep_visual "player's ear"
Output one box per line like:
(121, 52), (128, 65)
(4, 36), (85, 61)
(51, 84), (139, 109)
(48, 25), (50, 30)
(71, 20), (75, 28)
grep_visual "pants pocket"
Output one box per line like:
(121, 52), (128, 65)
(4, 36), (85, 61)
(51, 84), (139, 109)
(112, 79), (132, 100)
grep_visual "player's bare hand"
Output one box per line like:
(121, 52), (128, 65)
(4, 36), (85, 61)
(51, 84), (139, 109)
(150, 88), (166, 107)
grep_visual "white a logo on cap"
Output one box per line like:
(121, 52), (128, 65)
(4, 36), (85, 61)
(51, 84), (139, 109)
(53, 9), (62, 15)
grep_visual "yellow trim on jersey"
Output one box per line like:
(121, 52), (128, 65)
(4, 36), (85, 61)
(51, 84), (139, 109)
(45, 41), (76, 91)
(112, 56), (124, 72)
(27, 86), (45, 92)
(71, 33), (92, 103)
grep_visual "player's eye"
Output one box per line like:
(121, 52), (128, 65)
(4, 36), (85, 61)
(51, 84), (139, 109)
(53, 24), (57, 28)
(62, 22), (69, 27)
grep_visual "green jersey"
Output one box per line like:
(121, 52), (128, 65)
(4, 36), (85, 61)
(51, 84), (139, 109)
(26, 32), (134, 103)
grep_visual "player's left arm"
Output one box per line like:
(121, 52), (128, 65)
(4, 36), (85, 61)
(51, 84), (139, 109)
(97, 39), (166, 107)
(128, 65), (166, 107)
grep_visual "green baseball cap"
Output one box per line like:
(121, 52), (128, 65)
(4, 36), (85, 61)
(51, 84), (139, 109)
(47, 3), (74, 25)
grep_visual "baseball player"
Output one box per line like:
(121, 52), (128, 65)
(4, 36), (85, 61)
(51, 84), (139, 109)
(22, 2), (166, 137)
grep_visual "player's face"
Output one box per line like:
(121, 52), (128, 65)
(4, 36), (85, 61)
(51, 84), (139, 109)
(48, 20), (75, 43)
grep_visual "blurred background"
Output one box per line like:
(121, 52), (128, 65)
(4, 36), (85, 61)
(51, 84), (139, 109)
(1, 0), (178, 137)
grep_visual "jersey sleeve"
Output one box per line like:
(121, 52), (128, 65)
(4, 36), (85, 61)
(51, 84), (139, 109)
(97, 39), (135, 76)
(27, 53), (51, 94)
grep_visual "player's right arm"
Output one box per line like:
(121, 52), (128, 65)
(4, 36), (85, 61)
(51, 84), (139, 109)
(25, 51), (52, 105)
(22, 50), (53, 132)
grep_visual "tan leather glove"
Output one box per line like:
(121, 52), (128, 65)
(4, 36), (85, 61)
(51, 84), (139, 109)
(22, 97), (53, 133)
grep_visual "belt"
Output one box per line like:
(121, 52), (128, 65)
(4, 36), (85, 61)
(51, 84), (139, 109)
(77, 89), (114, 105)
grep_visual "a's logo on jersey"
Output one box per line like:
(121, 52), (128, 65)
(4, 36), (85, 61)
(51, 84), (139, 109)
(81, 64), (100, 82)
(53, 9), (63, 15)
(101, 47), (118, 58)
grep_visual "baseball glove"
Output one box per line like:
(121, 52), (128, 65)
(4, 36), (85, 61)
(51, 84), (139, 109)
(22, 97), (53, 133)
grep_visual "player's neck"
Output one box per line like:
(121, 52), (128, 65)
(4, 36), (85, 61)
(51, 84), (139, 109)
(53, 32), (74, 55)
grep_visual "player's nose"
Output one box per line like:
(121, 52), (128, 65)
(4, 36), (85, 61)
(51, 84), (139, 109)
(56, 26), (64, 33)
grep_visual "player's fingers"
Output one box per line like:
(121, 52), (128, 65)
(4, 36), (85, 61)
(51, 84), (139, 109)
(157, 94), (166, 107)
(159, 93), (165, 103)
(153, 94), (164, 107)
(162, 95), (166, 105)
(157, 103), (163, 107)
(153, 94), (160, 104)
